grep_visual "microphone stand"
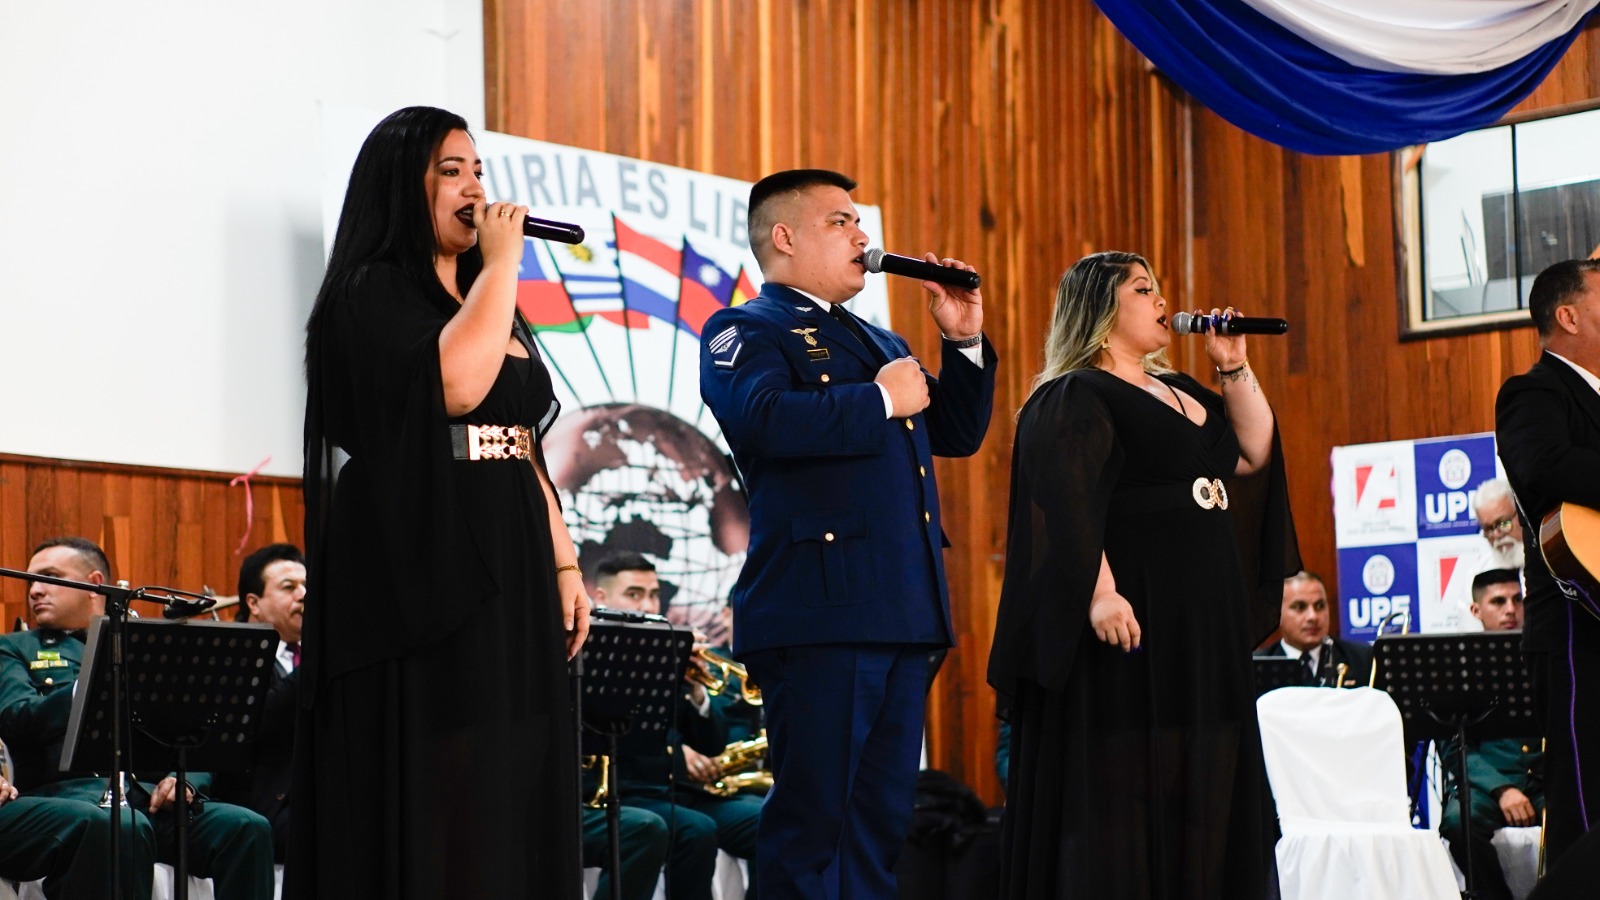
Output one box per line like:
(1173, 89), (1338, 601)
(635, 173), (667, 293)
(0, 567), (215, 900)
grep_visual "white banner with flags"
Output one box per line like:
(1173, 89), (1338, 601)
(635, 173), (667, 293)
(320, 107), (890, 642)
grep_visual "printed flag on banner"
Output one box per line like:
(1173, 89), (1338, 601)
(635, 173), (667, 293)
(516, 239), (586, 333)
(547, 229), (643, 329)
(731, 266), (759, 307)
(615, 215), (683, 327)
(678, 241), (737, 337)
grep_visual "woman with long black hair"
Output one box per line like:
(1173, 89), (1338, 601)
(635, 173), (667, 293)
(292, 106), (588, 897)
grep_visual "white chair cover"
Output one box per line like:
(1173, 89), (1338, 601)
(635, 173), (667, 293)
(1257, 687), (1460, 900)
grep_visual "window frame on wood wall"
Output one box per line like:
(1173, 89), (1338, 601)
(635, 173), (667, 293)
(1393, 99), (1600, 341)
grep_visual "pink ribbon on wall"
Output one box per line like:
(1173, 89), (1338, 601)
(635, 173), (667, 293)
(229, 456), (272, 556)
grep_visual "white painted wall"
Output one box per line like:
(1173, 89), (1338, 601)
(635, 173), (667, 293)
(0, 0), (485, 477)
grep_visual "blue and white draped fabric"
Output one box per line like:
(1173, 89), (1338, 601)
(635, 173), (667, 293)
(1094, 0), (1599, 155)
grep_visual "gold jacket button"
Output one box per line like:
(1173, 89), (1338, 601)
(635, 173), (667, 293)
(1522, 745), (1530, 753)
(824, 532), (835, 542)
(821, 374), (831, 383)
(44, 677), (54, 686)
(923, 512), (931, 523)
(919, 465), (926, 476)
(905, 420), (914, 431)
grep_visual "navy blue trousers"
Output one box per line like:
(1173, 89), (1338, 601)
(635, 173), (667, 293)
(744, 645), (929, 900)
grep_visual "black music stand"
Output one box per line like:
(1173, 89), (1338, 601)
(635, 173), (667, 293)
(1251, 654), (1310, 697)
(572, 614), (693, 900)
(1372, 630), (1537, 900)
(62, 615), (278, 900)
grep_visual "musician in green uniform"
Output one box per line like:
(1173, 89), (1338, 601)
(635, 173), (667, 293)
(1439, 568), (1541, 900)
(0, 537), (275, 900)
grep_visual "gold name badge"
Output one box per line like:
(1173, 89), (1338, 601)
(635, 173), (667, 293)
(807, 348), (831, 361)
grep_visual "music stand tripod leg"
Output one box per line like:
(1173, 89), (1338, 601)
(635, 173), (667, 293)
(607, 732), (623, 900)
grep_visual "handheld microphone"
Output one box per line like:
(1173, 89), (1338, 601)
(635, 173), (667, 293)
(1170, 311), (1289, 336)
(862, 248), (981, 291)
(523, 216), (586, 245)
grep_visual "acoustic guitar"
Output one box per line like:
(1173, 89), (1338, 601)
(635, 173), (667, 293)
(1540, 503), (1600, 621)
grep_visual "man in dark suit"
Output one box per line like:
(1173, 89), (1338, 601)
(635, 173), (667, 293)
(1260, 571), (1372, 688)
(699, 169), (996, 900)
(213, 543), (305, 862)
(1440, 567), (1540, 900)
(1495, 257), (1600, 866)
(0, 537), (274, 900)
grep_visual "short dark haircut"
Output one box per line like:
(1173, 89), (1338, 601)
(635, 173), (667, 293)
(1527, 259), (1600, 337)
(746, 169), (857, 268)
(32, 536), (111, 580)
(1471, 568), (1521, 601)
(592, 551), (656, 581)
(235, 543), (305, 623)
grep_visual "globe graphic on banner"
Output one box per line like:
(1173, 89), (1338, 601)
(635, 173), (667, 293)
(544, 403), (750, 644)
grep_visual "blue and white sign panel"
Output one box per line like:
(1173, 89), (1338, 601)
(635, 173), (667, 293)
(1331, 432), (1506, 641)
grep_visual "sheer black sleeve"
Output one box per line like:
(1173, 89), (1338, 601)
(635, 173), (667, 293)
(301, 263), (497, 694)
(988, 373), (1123, 697)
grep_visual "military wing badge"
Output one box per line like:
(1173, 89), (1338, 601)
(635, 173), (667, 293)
(708, 324), (744, 368)
(790, 328), (819, 347)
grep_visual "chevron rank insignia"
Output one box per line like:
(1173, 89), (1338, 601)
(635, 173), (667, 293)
(708, 324), (744, 368)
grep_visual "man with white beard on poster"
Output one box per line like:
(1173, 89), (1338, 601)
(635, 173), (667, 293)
(1473, 478), (1526, 573)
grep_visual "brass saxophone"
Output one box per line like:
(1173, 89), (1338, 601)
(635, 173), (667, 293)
(685, 647), (763, 707)
(700, 730), (771, 797)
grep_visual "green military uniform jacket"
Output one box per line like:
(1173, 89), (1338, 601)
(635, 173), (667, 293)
(1443, 735), (1543, 803)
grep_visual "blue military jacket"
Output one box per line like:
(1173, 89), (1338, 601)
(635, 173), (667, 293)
(700, 283), (996, 655)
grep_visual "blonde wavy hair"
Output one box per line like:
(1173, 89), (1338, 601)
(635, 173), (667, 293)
(1030, 251), (1172, 398)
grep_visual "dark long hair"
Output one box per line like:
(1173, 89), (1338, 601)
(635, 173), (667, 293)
(307, 106), (483, 357)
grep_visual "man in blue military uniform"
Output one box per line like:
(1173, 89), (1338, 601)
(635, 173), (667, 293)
(699, 169), (996, 900)
(0, 537), (275, 900)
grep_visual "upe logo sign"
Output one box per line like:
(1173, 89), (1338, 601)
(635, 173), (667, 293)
(1414, 435), (1498, 537)
(1339, 544), (1417, 639)
(1424, 449), (1474, 525)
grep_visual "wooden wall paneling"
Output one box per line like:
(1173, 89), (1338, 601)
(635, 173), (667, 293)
(0, 455), (304, 630)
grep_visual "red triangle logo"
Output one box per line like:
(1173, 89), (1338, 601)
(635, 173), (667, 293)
(1439, 556), (1460, 594)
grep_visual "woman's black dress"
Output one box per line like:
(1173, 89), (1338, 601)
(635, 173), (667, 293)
(290, 262), (581, 898)
(990, 369), (1295, 900)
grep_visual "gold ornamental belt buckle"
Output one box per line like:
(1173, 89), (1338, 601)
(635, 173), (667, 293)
(1191, 477), (1229, 510)
(465, 424), (532, 461)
